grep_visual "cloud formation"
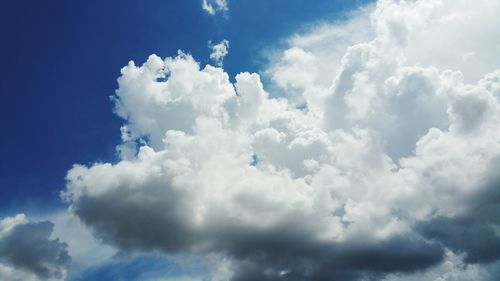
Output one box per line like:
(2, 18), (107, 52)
(63, 0), (500, 280)
(209, 40), (230, 67)
(202, 0), (228, 15)
(0, 214), (70, 281)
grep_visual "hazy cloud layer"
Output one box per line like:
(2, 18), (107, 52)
(0, 214), (70, 281)
(63, 0), (500, 280)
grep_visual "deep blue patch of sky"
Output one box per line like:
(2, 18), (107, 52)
(0, 0), (373, 214)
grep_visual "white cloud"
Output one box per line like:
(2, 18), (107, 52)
(62, 0), (500, 280)
(202, 0), (228, 16)
(209, 39), (230, 67)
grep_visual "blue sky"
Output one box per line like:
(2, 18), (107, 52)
(0, 0), (370, 213)
(2, 1), (500, 281)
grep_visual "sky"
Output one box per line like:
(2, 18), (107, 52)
(1, 0), (500, 280)
(0, 0), (370, 212)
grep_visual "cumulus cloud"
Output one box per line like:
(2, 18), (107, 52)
(209, 40), (230, 67)
(0, 214), (71, 281)
(62, 0), (500, 280)
(202, 0), (228, 15)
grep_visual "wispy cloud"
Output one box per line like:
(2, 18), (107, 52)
(202, 0), (228, 15)
(209, 39), (229, 66)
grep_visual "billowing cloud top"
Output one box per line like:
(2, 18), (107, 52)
(61, 0), (500, 280)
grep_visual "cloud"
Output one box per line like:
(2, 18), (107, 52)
(202, 0), (228, 16)
(0, 214), (71, 281)
(382, 251), (500, 281)
(46, 211), (116, 274)
(416, 163), (500, 264)
(209, 40), (230, 67)
(62, 0), (500, 280)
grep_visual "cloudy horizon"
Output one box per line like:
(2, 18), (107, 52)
(1, 0), (500, 280)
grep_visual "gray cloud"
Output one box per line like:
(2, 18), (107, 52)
(226, 235), (444, 281)
(69, 174), (445, 280)
(418, 161), (500, 264)
(0, 215), (70, 280)
(71, 183), (196, 253)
